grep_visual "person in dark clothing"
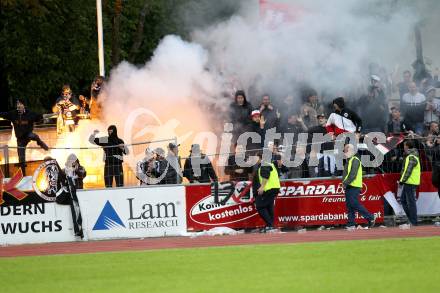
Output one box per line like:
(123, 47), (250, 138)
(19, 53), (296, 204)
(306, 114), (335, 177)
(342, 144), (375, 229)
(183, 144), (218, 183)
(89, 125), (128, 187)
(281, 112), (308, 143)
(246, 110), (267, 153)
(397, 70), (412, 100)
(307, 113), (332, 152)
(90, 76), (105, 119)
(386, 107), (412, 135)
(398, 140), (421, 227)
(64, 153), (87, 189)
(136, 147), (156, 185)
(278, 95), (297, 128)
(230, 90), (253, 143)
(252, 153), (280, 232)
(358, 85), (387, 133)
(225, 144), (253, 182)
(163, 143), (182, 184)
(259, 95), (280, 131)
(152, 147), (169, 185)
(326, 97), (362, 138)
(0, 99), (49, 174)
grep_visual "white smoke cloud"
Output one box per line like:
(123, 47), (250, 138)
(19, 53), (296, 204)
(192, 0), (419, 102)
(100, 35), (224, 162)
(99, 0), (431, 157)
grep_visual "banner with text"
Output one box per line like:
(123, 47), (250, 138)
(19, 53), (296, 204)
(0, 203), (78, 245)
(78, 186), (187, 240)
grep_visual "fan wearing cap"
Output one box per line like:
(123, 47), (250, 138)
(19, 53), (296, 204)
(424, 86), (440, 124)
(164, 143), (182, 184)
(247, 110), (267, 152)
(0, 99), (49, 175)
(325, 97), (362, 138)
(307, 113), (333, 152)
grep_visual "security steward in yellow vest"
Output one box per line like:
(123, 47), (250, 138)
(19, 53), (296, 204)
(399, 140), (421, 226)
(253, 154), (281, 232)
(342, 144), (375, 229)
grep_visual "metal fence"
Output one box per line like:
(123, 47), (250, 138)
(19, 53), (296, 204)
(1, 126), (438, 189)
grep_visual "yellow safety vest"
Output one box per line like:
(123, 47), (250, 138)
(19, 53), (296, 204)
(258, 163), (281, 191)
(344, 156), (362, 188)
(400, 154), (421, 186)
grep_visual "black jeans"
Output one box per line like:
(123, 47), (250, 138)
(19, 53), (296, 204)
(401, 184), (418, 225)
(104, 163), (124, 187)
(345, 186), (373, 226)
(255, 188), (278, 227)
(17, 132), (48, 175)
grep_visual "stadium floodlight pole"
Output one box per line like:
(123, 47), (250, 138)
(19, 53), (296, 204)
(96, 0), (105, 77)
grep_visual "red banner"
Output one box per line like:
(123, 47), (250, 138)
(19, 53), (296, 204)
(186, 173), (433, 230)
(185, 182), (265, 231)
(275, 176), (384, 227)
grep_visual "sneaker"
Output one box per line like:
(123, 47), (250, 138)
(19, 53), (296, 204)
(399, 223), (411, 230)
(266, 227), (279, 233)
(40, 143), (49, 151)
(345, 226), (356, 231)
(368, 215), (377, 228)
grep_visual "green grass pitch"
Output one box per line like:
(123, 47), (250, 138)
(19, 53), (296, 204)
(1, 237), (440, 293)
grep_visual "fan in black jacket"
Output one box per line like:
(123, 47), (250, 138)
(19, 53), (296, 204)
(183, 144), (218, 183)
(89, 125), (128, 187)
(0, 99), (49, 174)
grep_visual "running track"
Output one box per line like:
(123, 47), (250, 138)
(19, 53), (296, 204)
(1, 226), (440, 257)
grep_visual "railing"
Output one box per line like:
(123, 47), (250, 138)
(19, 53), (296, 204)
(1, 127), (437, 189)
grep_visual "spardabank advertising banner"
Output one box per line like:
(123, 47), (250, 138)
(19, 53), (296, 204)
(186, 176), (391, 230)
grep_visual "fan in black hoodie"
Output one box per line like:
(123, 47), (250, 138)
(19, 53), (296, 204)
(89, 125), (128, 187)
(0, 99), (49, 174)
(230, 90), (253, 143)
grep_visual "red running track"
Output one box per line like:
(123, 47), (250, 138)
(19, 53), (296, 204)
(1, 226), (440, 258)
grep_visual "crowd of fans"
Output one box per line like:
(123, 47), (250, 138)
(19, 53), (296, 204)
(2, 65), (440, 188)
(222, 66), (440, 183)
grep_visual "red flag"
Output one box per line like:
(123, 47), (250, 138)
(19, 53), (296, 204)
(259, 0), (302, 29)
(0, 169), (28, 205)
